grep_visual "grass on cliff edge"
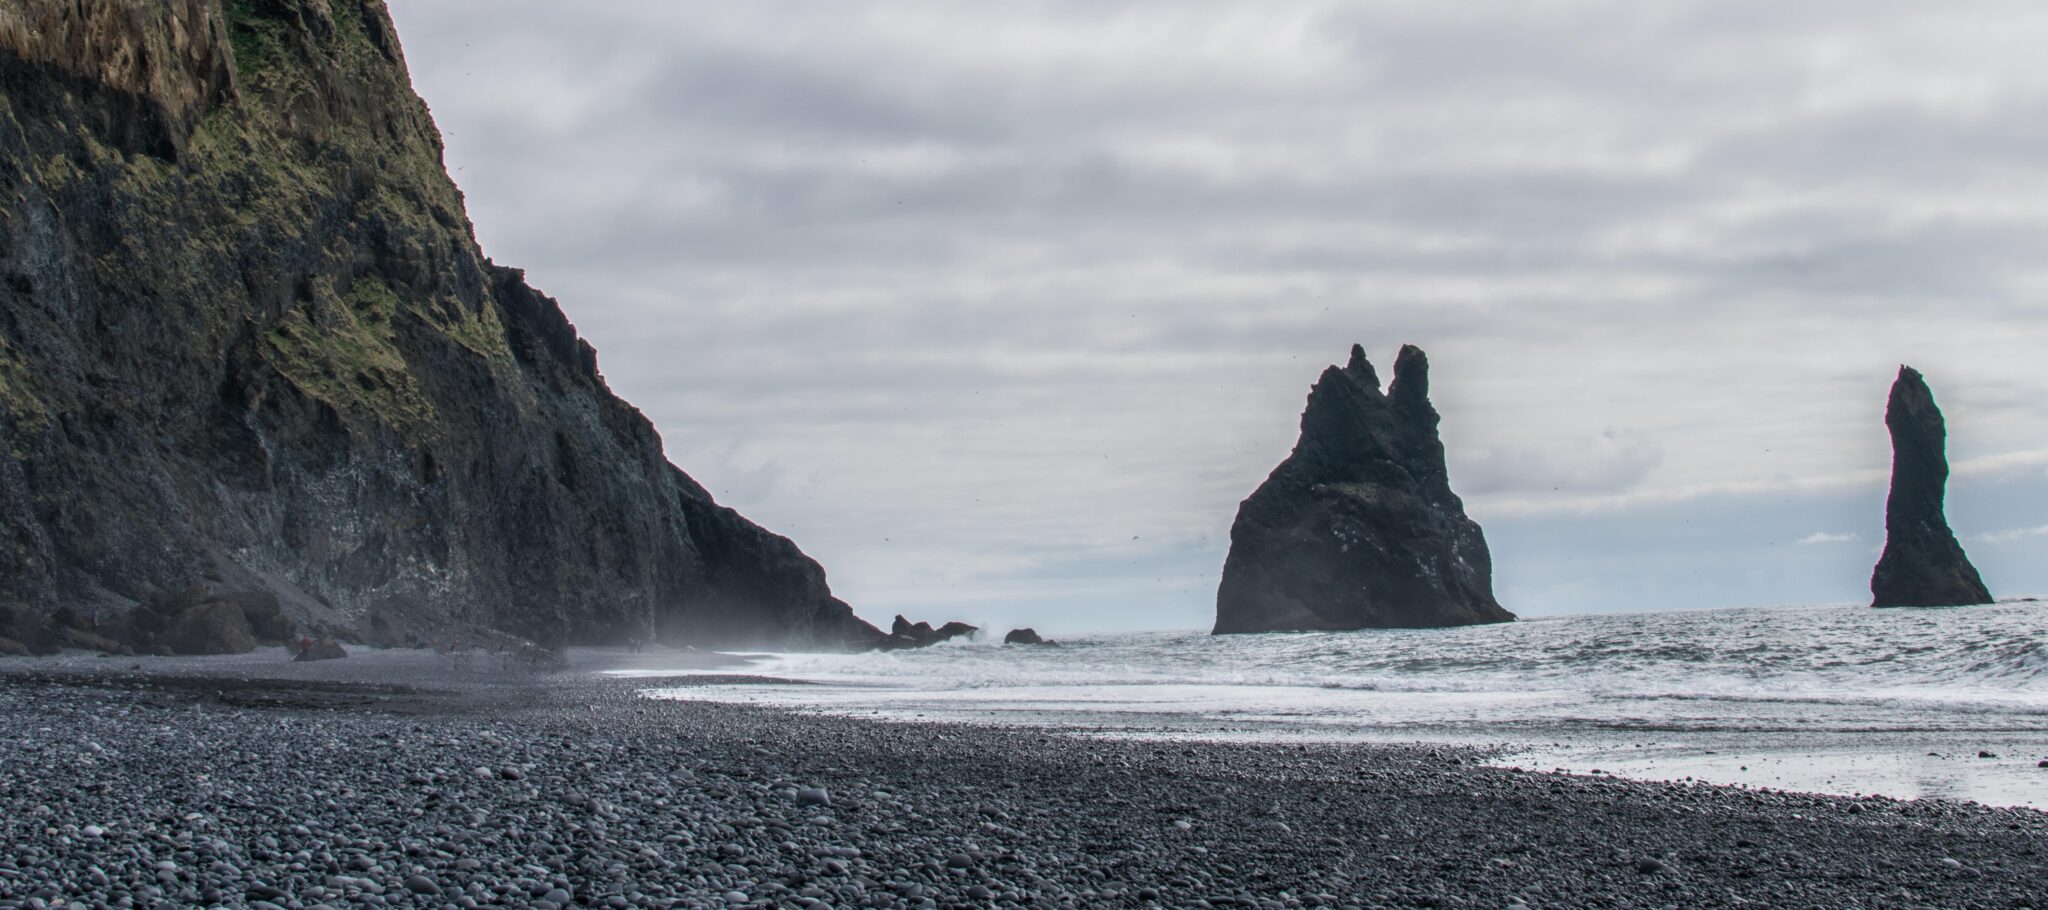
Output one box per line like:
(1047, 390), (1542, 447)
(261, 277), (442, 435)
(212, 0), (517, 429)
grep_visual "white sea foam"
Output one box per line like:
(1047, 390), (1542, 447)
(632, 601), (2048, 808)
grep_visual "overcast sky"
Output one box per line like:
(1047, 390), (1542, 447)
(385, 1), (2048, 634)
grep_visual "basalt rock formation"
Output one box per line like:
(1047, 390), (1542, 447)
(1214, 345), (1514, 633)
(1003, 628), (1057, 646)
(1871, 366), (1991, 607)
(0, 1), (884, 649)
(883, 615), (979, 649)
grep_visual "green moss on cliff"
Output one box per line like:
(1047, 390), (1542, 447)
(262, 278), (437, 434)
(193, 0), (514, 422)
(439, 297), (511, 361)
(11, 0), (511, 436)
(225, 0), (290, 81)
(0, 339), (46, 427)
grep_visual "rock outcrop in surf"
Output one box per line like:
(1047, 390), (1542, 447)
(883, 615), (978, 649)
(0, 0), (884, 650)
(1871, 366), (1991, 608)
(1214, 345), (1513, 633)
(1003, 628), (1057, 646)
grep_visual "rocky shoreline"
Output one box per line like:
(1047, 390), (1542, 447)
(2, 651), (2043, 909)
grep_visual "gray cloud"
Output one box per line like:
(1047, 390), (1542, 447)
(1455, 430), (1663, 497)
(386, 0), (2048, 627)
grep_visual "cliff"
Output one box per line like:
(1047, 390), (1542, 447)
(0, 0), (883, 649)
(1870, 366), (1991, 608)
(1214, 344), (1514, 633)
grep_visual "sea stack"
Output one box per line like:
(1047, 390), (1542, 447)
(1214, 345), (1513, 633)
(1870, 366), (1991, 607)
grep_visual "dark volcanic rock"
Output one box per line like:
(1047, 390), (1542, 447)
(892, 615), (935, 640)
(1871, 366), (1992, 607)
(0, 604), (59, 655)
(163, 600), (257, 656)
(1215, 344), (1513, 633)
(0, 0), (882, 650)
(883, 615), (978, 649)
(1003, 628), (1057, 646)
(223, 592), (294, 644)
(58, 626), (130, 655)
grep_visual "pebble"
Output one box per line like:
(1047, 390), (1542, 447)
(0, 656), (2040, 910)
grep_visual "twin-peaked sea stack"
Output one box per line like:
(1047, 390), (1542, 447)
(1214, 345), (1514, 634)
(1870, 366), (1992, 607)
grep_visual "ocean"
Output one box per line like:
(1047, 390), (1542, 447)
(625, 600), (2048, 810)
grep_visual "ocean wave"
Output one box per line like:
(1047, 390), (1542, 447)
(658, 601), (2048, 745)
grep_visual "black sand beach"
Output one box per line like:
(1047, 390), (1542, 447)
(2, 650), (2044, 910)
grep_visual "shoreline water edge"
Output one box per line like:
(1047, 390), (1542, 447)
(638, 601), (2048, 812)
(4, 645), (2046, 909)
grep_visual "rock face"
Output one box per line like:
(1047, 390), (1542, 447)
(883, 615), (978, 649)
(162, 601), (257, 656)
(1214, 345), (1514, 633)
(0, 1), (882, 649)
(1871, 367), (1992, 608)
(1003, 628), (1056, 646)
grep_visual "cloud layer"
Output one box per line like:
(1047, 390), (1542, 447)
(385, 1), (2048, 630)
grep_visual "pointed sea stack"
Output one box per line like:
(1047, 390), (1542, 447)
(1214, 345), (1513, 633)
(1870, 366), (1992, 607)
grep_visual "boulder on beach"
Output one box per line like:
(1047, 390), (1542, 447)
(294, 638), (349, 661)
(162, 600), (258, 656)
(1003, 628), (1058, 646)
(220, 592), (295, 644)
(59, 626), (131, 656)
(1871, 366), (1992, 608)
(0, 636), (26, 657)
(0, 605), (59, 655)
(1214, 344), (1514, 633)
